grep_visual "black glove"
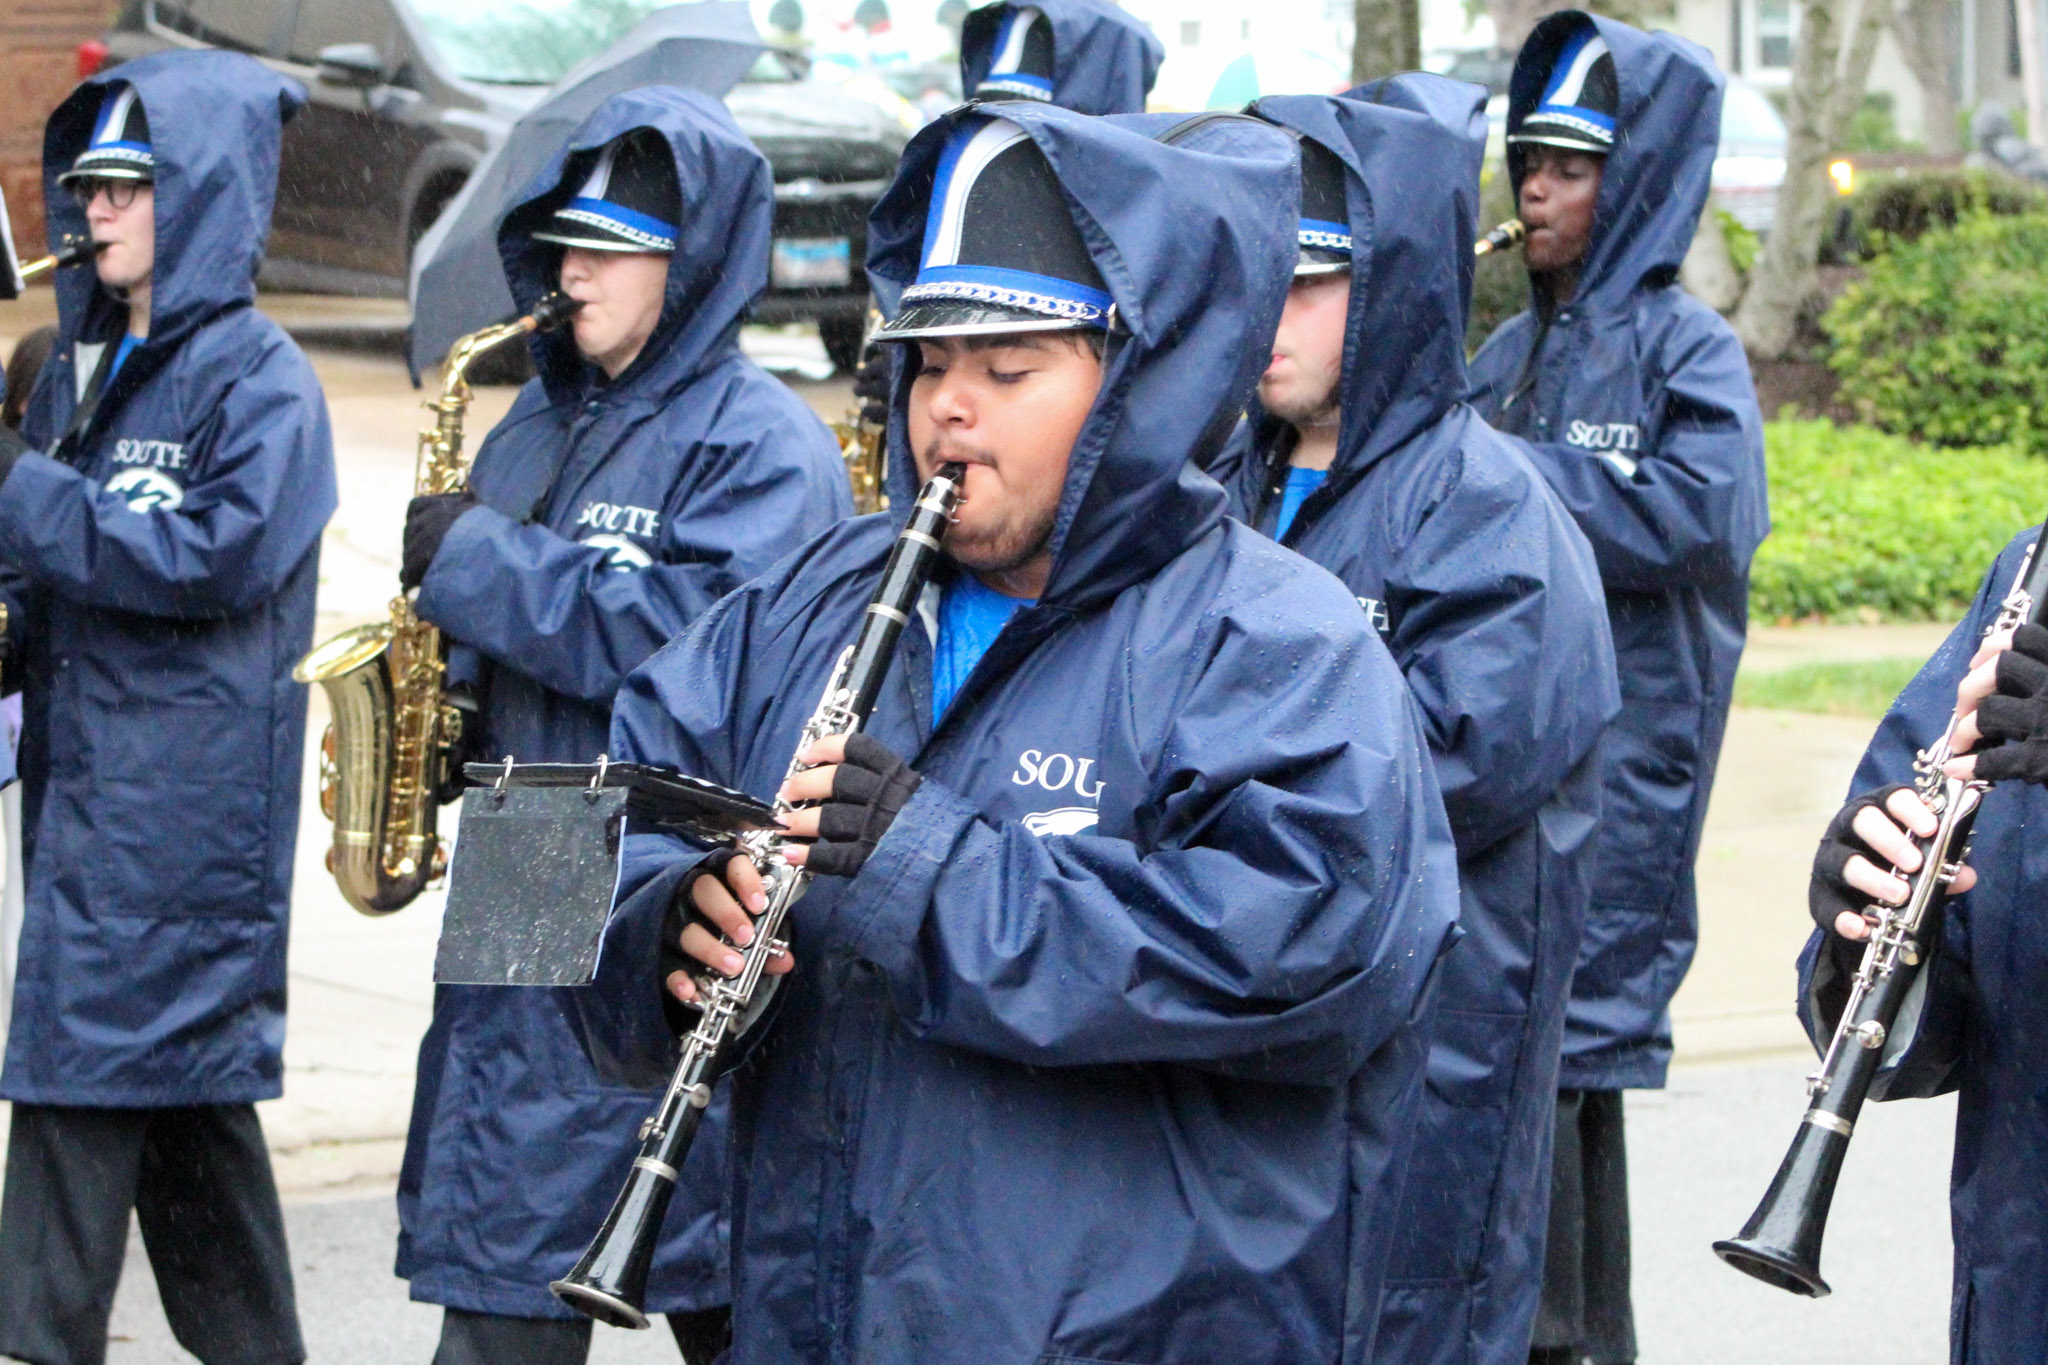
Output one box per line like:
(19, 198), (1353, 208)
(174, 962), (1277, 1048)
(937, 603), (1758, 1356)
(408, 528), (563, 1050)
(401, 492), (478, 591)
(804, 732), (922, 879)
(1969, 622), (2048, 785)
(0, 423), (31, 487)
(851, 344), (892, 430)
(1809, 782), (1914, 943)
(660, 848), (748, 1033)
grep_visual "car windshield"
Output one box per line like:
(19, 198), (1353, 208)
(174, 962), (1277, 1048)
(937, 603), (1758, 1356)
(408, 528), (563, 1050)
(411, 0), (675, 85)
(1721, 80), (1788, 151)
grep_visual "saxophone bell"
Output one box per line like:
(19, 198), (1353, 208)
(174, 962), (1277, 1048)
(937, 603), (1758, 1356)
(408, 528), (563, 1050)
(295, 295), (583, 916)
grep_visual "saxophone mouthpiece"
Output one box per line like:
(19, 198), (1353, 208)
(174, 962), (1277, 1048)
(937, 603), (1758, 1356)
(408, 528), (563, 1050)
(1475, 219), (1527, 257)
(527, 293), (586, 333)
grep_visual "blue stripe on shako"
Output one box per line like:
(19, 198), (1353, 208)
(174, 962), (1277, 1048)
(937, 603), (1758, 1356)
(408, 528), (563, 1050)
(978, 6), (1055, 99)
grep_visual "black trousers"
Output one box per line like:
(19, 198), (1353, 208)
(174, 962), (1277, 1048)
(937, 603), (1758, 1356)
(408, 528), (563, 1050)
(1529, 1088), (1634, 1365)
(0, 1102), (303, 1365)
(433, 1304), (732, 1365)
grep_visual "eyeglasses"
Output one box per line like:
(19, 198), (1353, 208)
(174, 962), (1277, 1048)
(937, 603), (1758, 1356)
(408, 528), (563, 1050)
(68, 178), (146, 212)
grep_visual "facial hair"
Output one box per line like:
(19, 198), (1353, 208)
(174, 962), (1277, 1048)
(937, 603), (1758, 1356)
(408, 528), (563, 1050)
(920, 437), (1060, 577)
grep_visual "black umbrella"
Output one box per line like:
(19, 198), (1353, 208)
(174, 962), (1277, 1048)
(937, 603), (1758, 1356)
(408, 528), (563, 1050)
(407, 1), (764, 379)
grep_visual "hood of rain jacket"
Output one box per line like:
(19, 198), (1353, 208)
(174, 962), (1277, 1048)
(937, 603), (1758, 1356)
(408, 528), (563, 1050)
(1466, 13), (1768, 1089)
(399, 87), (849, 1318)
(0, 50), (334, 1107)
(1214, 76), (1619, 1364)
(567, 102), (1462, 1365)
(960, 0), (1164, 115)
(1795, 528), (2048, 1365)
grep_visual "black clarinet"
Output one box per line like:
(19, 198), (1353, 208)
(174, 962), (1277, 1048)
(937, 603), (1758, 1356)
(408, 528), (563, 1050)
(1715, 511), (2048, 1296)
(551, 462), (967, 1328)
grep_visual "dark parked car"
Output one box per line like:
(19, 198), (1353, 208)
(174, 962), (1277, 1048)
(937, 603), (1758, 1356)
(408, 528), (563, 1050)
(97, 0), (909, 369)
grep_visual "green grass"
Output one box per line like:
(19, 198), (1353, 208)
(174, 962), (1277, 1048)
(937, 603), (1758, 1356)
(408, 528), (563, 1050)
(1732, 657), (1926, 718)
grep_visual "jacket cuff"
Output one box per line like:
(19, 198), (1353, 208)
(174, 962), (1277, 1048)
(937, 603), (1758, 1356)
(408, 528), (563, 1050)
(845, 779), (979, 993)
(414, 502), (518, 629)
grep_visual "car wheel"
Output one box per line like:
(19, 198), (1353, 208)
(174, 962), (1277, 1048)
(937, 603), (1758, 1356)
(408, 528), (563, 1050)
(820, 315), (865, 375)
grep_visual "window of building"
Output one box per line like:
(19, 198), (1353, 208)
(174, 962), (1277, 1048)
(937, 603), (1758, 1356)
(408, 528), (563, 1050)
(1757, 0), (1796, 68)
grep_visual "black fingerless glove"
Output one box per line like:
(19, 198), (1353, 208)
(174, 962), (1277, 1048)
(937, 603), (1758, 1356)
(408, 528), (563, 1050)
(804, 732), (922, 879)
(1970, 622), (2048, 786)
(400, 491), (479, 591)
(850, 345), (892, 430)
(659, 848), (747, 1034)
(1810, 782), (1912, 947)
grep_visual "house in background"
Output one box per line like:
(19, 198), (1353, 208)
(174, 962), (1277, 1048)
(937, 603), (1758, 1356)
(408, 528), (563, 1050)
(1664, 0), (2023, 150)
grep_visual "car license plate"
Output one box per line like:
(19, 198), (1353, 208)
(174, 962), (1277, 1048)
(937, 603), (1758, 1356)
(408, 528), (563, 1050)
(772, 237), (852, 289)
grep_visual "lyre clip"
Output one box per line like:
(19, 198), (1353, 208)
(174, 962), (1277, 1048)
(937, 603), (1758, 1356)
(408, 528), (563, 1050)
(586, 753), (610, 802)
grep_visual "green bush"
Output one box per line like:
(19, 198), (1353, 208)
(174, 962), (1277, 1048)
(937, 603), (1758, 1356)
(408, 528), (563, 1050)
(1752, 419), (2048, 622)
(1733, 658), (1926, 718)
(1825, 211), (2048, 449)
(1844, 166), (2046, 253)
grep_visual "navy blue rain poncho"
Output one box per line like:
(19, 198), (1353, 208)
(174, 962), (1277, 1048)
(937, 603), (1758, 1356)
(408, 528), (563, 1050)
(398, 87), (850, 1318)
(1795, 529), (2048, 1363)
(569, 102), (1462, 1364)
(0, 52), (334, 1108)
(1213, 75), (1618, 1365)
(1466, 13), (1768, 1089)
(959, 0), (1164, 115)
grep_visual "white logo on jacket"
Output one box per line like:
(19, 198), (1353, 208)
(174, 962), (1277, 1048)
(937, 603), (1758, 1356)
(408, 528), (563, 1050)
(1011, 749), (1102, 837)
(112, 438), (188, 470)
(575, 500), (661, 537)
(105, 467), (184, 511)
(1564, 420), (1639, 452)
(582, 533), (653, 572)
(1358, 597), (1390, 638)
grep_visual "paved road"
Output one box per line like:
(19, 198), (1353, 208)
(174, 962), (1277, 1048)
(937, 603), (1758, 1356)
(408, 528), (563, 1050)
(92, 1053), (1955, 1364)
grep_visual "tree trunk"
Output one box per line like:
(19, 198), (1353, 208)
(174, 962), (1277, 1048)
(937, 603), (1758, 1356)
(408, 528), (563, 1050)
(1889, 0), (1962, 156)
(1733, 0), (1848, 358)
(1353, 0), (1422, 83)
(1831, 0), (1895, 144)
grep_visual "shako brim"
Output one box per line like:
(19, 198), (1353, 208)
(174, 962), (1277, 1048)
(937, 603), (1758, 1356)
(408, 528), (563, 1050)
(1507, 118), (1614, 155)
(875, 298), (1098, 341)
(57, 150), (155, 186)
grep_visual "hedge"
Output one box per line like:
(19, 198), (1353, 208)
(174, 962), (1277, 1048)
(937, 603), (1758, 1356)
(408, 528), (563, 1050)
(1751, 419), (2048, 622)
(1825, 211), (2048, 449)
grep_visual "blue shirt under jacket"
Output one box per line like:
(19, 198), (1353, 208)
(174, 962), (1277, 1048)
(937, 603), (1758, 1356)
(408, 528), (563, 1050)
(1467, 13), (1769, 1091)
(569, 104), (1461, 1365)
(1217, 75), (1618, 1365)
(1796, 528), (2048, 1365)
(0, 52), (333, 1108)
(396, 87), (851, 1320)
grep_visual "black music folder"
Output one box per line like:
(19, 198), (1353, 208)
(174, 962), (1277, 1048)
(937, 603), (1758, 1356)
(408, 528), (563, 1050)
(435, 759), (777, 987)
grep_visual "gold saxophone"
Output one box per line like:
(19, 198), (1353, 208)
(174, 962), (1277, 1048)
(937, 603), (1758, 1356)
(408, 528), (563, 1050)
(294, 293), (582, 915)
(828, 306), (888, 515)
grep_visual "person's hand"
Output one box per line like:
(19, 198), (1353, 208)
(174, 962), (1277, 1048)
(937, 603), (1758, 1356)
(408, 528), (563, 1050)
(1810, 783), (1977, 944)
(664, 848), (796, 1008)
(400, 492), (479, 591)
(1946, 622), (2048, 784)
(776, 732), (921, 877)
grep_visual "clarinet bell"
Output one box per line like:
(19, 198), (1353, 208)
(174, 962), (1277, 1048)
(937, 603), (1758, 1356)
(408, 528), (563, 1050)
(1712, 1112), (1848, 1297)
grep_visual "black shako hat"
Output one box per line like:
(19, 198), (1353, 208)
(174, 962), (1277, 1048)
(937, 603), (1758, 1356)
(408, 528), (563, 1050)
(874, 116), (1111, 341)
(533, 128), (681, 253)
(1294, 136), (1352, 276)
(59, 84), (155, 186)
(1509, 21), (1617, 154)
(975, 6), (1055, 101)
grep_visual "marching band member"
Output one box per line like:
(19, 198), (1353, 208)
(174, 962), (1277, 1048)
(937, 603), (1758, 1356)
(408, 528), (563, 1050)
(1799, 539), (2048, 1365)
(1215, 75), (1618, 1365)
(959, 0), (1164, 115)
(0, 52), (332, 1365)
(394, 88), (848, 1365)
(1464, 15), (1768, 1364)
(570, 106), (1460, 1364)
